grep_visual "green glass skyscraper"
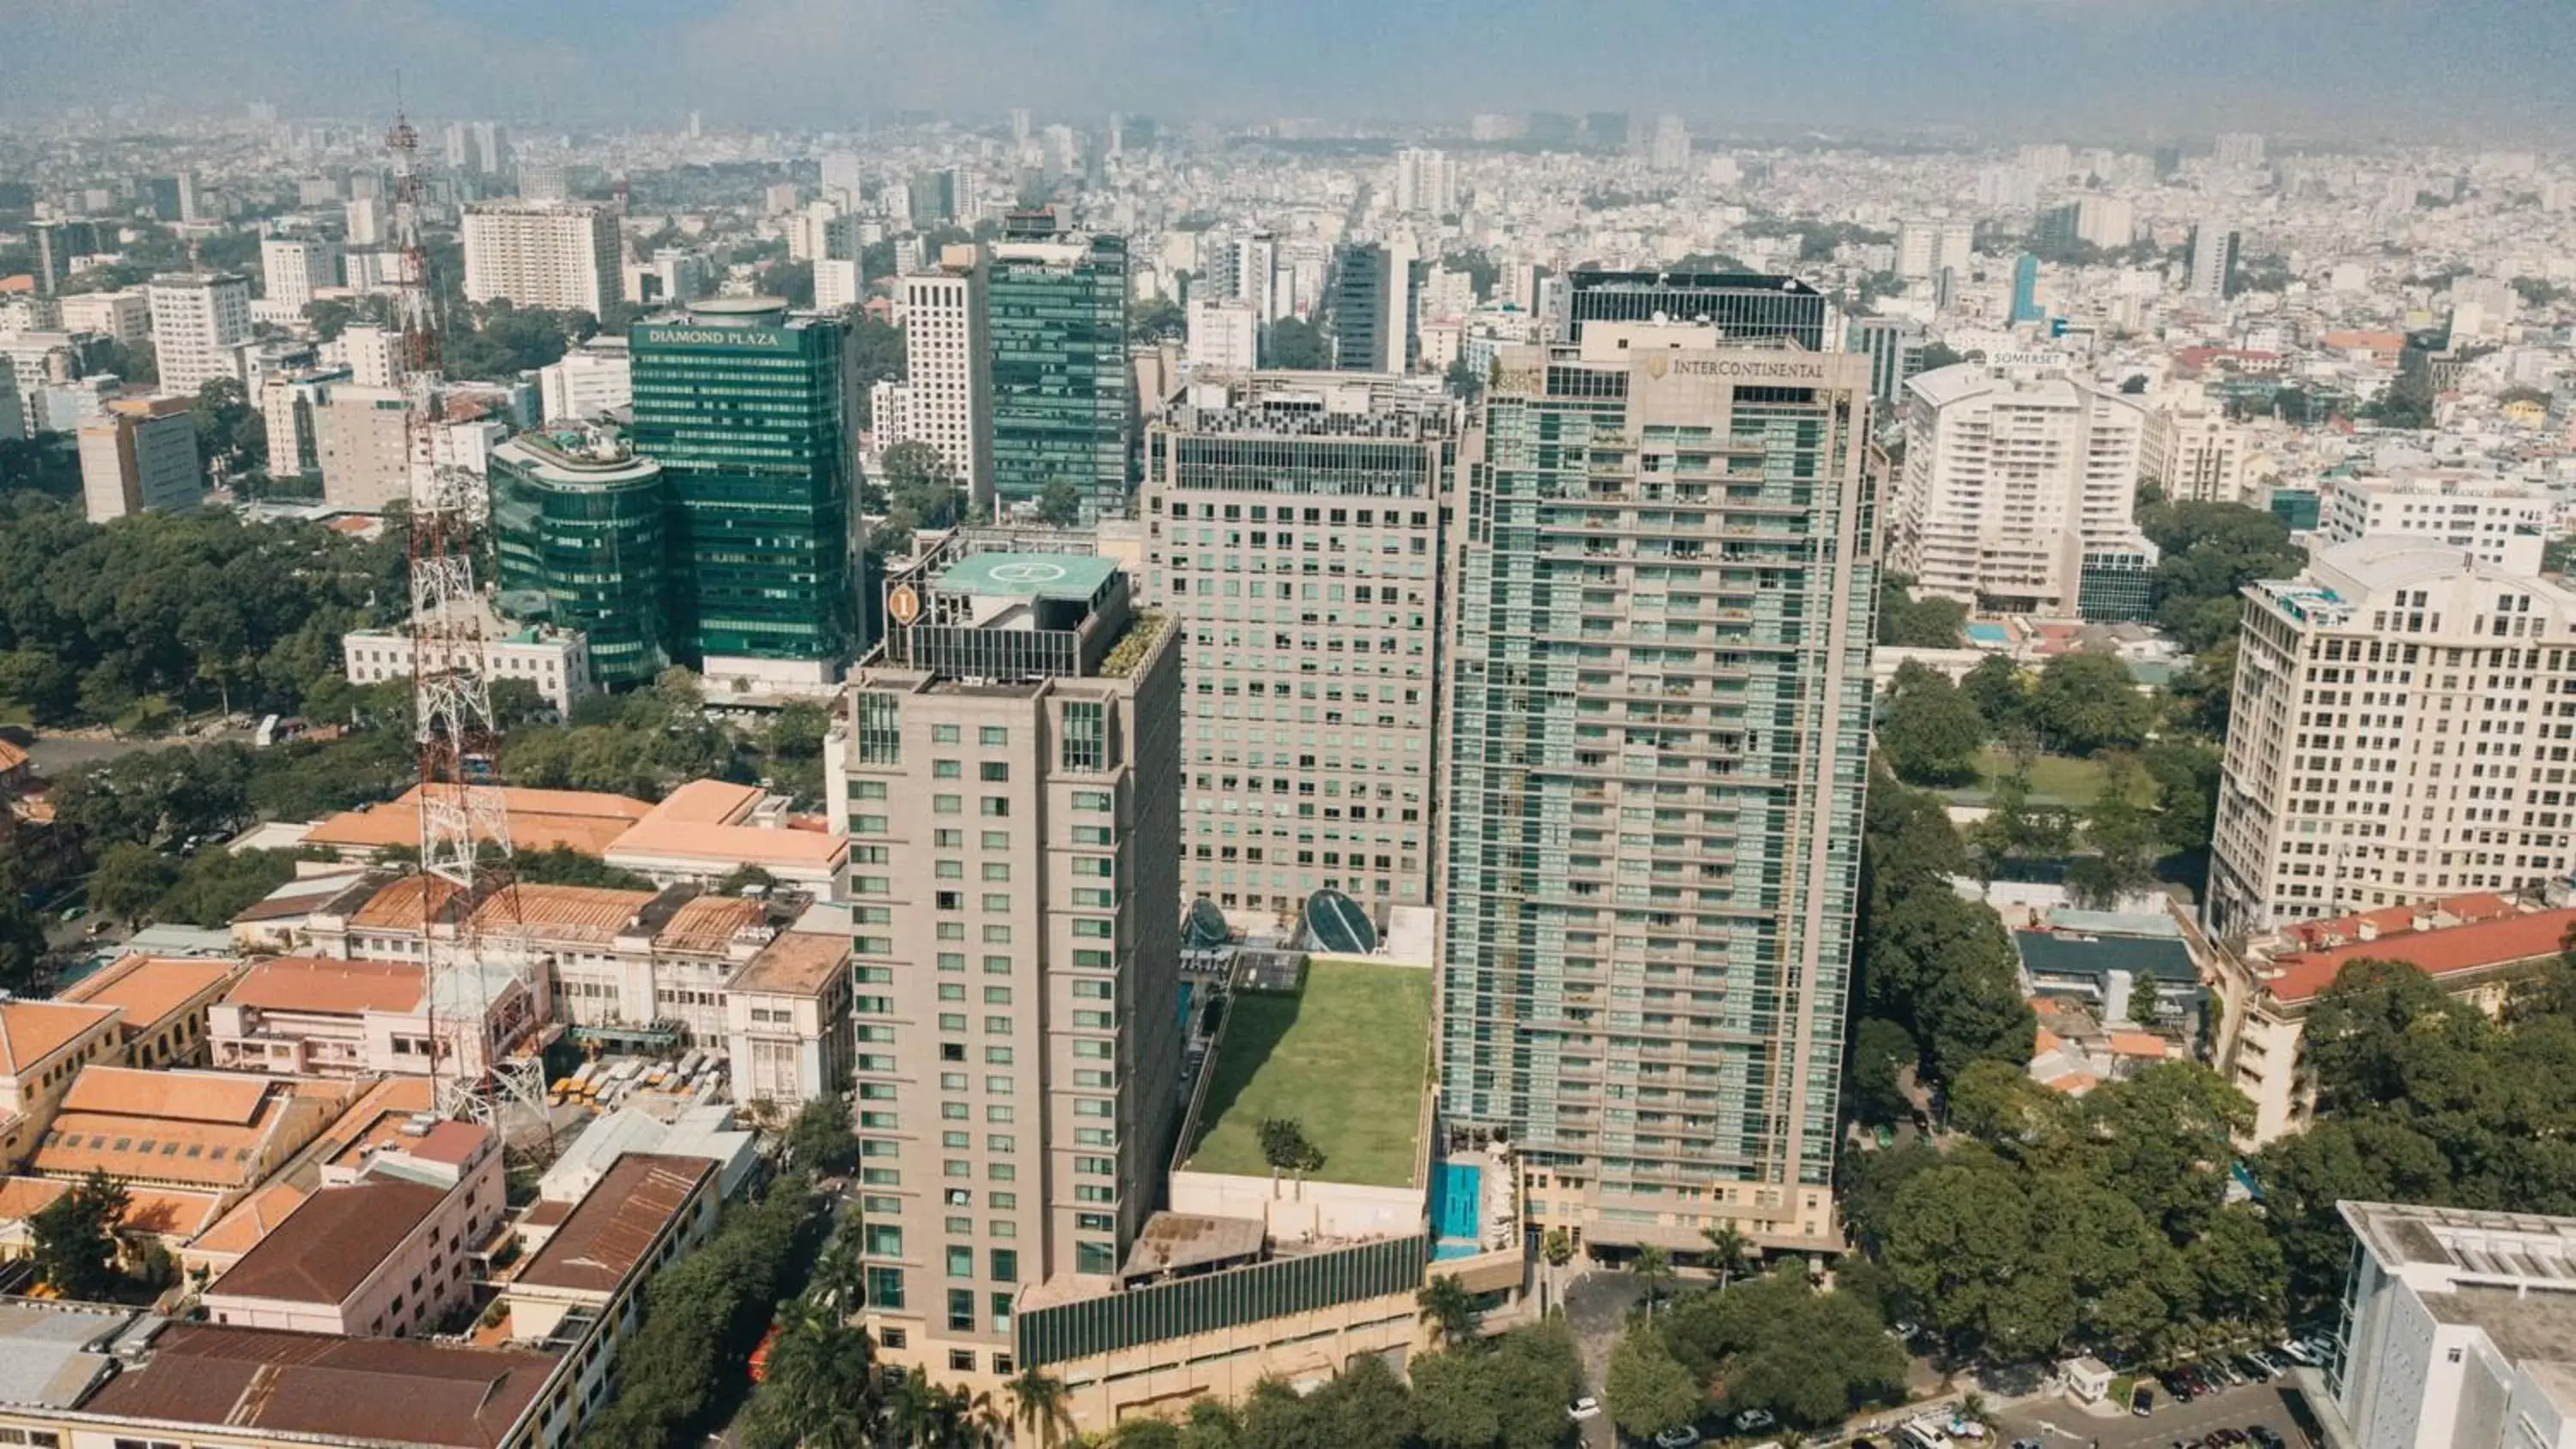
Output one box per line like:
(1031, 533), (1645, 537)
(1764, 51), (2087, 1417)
(1441, 321), (1877, 1254)
(489, 428), (671, 688)
(630, 296), (858, 686)
(987, 215), (1132, 518)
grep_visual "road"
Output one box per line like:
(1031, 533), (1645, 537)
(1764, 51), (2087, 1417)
(1995, 1379), (2315, 1449)
(1560, 1268), (1644, 1449)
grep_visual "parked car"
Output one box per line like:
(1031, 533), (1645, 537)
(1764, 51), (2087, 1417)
(2133, 1385), (2156, 1416)
(1734, 1410), (1778, 1433)
(1566, 1397), (1601, 1422)
(1653, 1428), (1702, 1449)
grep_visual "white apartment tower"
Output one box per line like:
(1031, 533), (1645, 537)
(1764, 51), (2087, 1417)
(260, 235), (339, 313)
(461, 202), (622, 316)
(833, 543), (1184, 1391)
(2206, 539), (2576, 936)
(2317, 474), (2549, 576)
(1648, 114), (1692, 173)
(1896, 219), (1975, 282)
(1182, 297), (1259, 373)
(1392, 149), (1456, 216)
(1138, 372), (1455, 914)
(147, 272), (252, 397)
(895, 247), (994, 509)
(1892, 359), (2152, 614)
(2143, 391), (2255, 504)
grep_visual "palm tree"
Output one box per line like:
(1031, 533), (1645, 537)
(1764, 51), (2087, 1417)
(1005, 1366), (1076, 1448)
(888, 1367), (939, 1449)
(1633, 1243), (1673, 1314)
(761, 1313), (879, 1449)
(1540, 1227), (1577, 1316)
(964, 1390), (1006, 1448)
(1416, 1273), (1479, 1349)
(1959, 1391), (1991, 1428)
(1699, 1223), (1753, 1293)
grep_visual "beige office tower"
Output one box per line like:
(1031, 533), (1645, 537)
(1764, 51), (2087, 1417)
(895, 246), (994, 512)
(1137, 370), (1455, 917)
(831, 541), (1182, 1387)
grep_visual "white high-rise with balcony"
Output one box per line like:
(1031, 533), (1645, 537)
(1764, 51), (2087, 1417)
(461, 202), (621, 316)
(147, 272), (252, 398)
(1890, 358), (2150, 614)
(893, 247), (993, 509)
(2316, 473), (2549, 576)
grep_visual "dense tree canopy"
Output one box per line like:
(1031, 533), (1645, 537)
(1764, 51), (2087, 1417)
(2136, 499), (2305, 653)
(1877, 573), (1969, 649)
(1856, 770), (2037, 1087)
(1876, 663), (1985, 786)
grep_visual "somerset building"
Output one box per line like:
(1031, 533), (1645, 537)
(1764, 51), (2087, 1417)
(829, 538), (1182, 1389)
(1138, 371), (1455, 915)
(2207, 538), (2576, 935)
(1441, 322), (1877, 1252)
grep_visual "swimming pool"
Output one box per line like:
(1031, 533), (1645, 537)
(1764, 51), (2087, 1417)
(1966, 621), (2010, 645)
(1430, 1161), (1483, 1245)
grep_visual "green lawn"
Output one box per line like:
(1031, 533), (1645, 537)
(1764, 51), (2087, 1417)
(1939, 748), (2120, 807)
(1184, 959), (1433, 1189)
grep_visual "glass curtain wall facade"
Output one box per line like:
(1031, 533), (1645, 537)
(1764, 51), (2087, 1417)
(1558, 270), (1829, 350)
(489, 439), (671, 688)
(987, 232), (1133, 517)
(1441, 328), (1877, 1251)
(630, 300), (855, 669)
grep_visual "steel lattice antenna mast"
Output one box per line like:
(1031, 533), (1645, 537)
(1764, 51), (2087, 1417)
(387, 105), (542, 1131)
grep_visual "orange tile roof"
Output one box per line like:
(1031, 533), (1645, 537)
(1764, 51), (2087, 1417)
(60, 955), (241, 1029)
(61, 1066), (276, 1125)
(654, 894), (769, 953)
(2107, 1032), (2171, 1058)
(225, 956), (427, 1016)
(2268, 907), (2576, 1003)
(471, 882), (653, 941)
(349, 875), (466, 931)
(0, 739), (28, 773)
(0, 1175), (223, 1240)
(307, 785), (651, 858)
(0, 1175), (68, 1221)
(646, 779), (764, 826)
(191, 1179), (313, 1259)
(608, 815), (848, 870)
(35, 1113), (270, 1186)
(0, 1000), (118, 1075)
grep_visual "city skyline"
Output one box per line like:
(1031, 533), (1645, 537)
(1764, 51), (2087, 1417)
(8, 0), (2576, 142)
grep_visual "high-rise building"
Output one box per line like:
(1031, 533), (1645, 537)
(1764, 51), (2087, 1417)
(461, 202), (622, 316)
(344, 196), (386, 247)
(260, 234), (339, 314)
(1846, 315), (1927, 408)
(2010, 252), (2044, 324)
(258, 367), (341, 479)
(1392, 149), (1456, 216)
(1554, 268), (1828, 349)
(896, 246), (994, 511)
(908, 170), (957, 228)
(818, 151), (864, 203)
(1327, 241), (1419, 373)
(987, 217), (1132, 516)
(1139, 371), (1455, 914)
(313, 385), (413, 513)
(1891, 358), (2154, 615)
(2190, 221), (2242, 302)
(2214, 131), (2267, 168)
(2205, 539), (2576, 937)
(2316, 473), (2550, 575)
(77, 396), (203, 522)
(334, 323), (404, 389)
(1583, 111), (1630, 149)
(1895, 220), (1977, 283)
(1442, 321), (1877, 1252)
(57, 288), (151, 346)
(490, 426), (672, 688)
(1182, 297), (1258, 372)
(2075, 195), (2136, 251)
(471, 121), (507, 177)
(1229, 233), (1279, 326)
(631, 296), (857, 686)
(2141, 389), (2252, 505)
(833, 539), (1183, 1387)
(146, 272), (252, 397)
(1648, 114), (1692, 173)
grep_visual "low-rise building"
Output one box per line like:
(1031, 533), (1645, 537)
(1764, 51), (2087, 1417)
(2316, 471), (2549, 575)
(2323, 1200), (2576, 1448)
(208, 954), (539, 1082)
(601, 779), (848, 895)
(2211, 893), (2576, 1144)
(203, 1119), (502, 1337)
(56, 952), (245, 1070)
(502, 1152), (720, 1414)
(24, 1066), (358, 1204)
(720, 923), (853, 1109)
(0, 998), (126, 1163)
(342, 617), (596, 714)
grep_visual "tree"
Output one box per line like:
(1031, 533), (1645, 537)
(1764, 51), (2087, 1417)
(1417, 1273), (1479, 1349)
(89, 840), (179, 921)
(30, 1169), (131, 1300)
(745, 1311), (880, 1449)
(1877, 573), (1969, 649)
(2126, 972), (2163, 1028)
(1960, 655), (2029, 736)
(154, 846), (302, 927)
(1701, 1223), (1753, 1291)
(1264, 317), (1329, 370)
(784, 1091), (860, 1176)
(1605, 1329), (1700, 1441)
(506, 844), (657, 891)
(1633, 1243), (1674, 1313)
(1662, 1269), (1908, 1429)
(189, 377), (266, 480)
(2069, 779), (2164, 910)
(1131, 296), (1186, 343)
(1844, 1017), (1918, 1127)
(1407, 1350), (1503, 1449)
(1036, 480), (1084, 526)
(2029, 651), (2152, 755)
(1004, 1367), (1075, 1449)
(1257, 1116), (1323, 1174)
(1877, 663), (1986, 786)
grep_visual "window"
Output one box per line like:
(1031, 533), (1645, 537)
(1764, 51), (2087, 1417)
(981, 830), (1011, 850)
(857, 692), (902, 764)
(881, 1328), (908, 1350)
(980, 761), (1011, 782)
(984, 955), (1013, 974)
(1076, 1211), (1114, 1233)
(866, 1266), (907, 1310)
(933, 759), (963, 779)
(1061, 700), (1108, 771)
(947, 1288), (975, 1331)
(934, 724), (961, 743)
(947, 1245), (974, 1278)
(934, 793), (963, 815)
(981, 796), (1011, 817)
(1077, 1240), (1116, 1273)
(866, 1224), (903, 1256)
(1073, 790), (1113, 811)
(980, 725), (1009, 746)
(950, 1349), (978, 1373)
(991, 1248), (1018, 1282)
(981, 862), (1012, 882)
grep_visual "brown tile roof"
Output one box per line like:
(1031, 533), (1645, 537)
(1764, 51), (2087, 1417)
(349, 875), (468, 931)
(225, 956), (427, 1016)
(60, 1066), (272, 1125)
(228, 872), (380, 924)
(408, 1119), (489, 1167)
(305, 785), (653, 858)
(191, 1179), (312, 1259)
(515, 1153), (710, 1295)
(35, 1113), (269, 1186)
(59, 955), (241, 1029)
(608, 813), (848, 870)
(0, 1000), (117, 1075)
(470, 882), (653, 943)
(729, 931), (848, 997)
(0, 1175), (224, 1240)
(0, 739), (27, 773)
(209, 1176), (452, 1306)
(653, 893), (769, 954)
(81, 1323), (558, 1449)
(644, 779), (764, 825)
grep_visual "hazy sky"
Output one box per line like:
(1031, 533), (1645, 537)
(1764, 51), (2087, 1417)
(10, 0), (2576, 142)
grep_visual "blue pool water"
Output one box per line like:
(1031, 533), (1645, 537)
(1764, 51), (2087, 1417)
(1431, 1161), (1483, 1245)
(1431, 1239), (1483, 1261)
(1966, 621), (2010, 645)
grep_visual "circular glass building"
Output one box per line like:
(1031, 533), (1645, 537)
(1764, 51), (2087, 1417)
(489, 427), (671, 689)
